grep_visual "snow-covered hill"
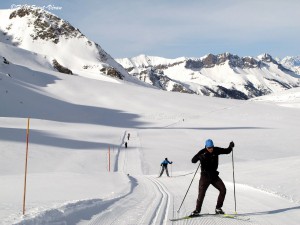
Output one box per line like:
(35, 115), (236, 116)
(0, 6), (142, 84)
(281, 56), (300, 75)
(252, 87), (300, 108)
(1, 36), (300, 224)
(117, 53), (300, 99)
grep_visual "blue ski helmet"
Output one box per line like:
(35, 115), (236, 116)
(205, 139), (214, 148)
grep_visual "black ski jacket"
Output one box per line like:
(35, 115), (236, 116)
(192, 146), (232, 176)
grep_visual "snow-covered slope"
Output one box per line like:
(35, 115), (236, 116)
(117, 53), (300, 99)
(1, 40), (300, 224)
(0, 7), (142, 84)
(252, 87), (300, 108)
(281, 56), (300, 75)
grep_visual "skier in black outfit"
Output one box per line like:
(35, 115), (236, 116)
(158, 158), (173, 177)
(190, 139), (234, 216)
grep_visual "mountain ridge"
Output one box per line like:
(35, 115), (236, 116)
(0, 6), (299, 100)
(117, 53), (300, 99)
(0, 6), (144, 84)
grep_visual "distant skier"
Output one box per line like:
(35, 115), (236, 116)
(125, 142), (128, 148)
(190, 139), (234, 217)
(158, 158), (173, 177)
(127, 133), (130, 141)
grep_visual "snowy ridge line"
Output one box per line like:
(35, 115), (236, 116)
(147, 177), (171, 225)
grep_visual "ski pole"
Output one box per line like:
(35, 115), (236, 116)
(232, 149), (237, 213)
(177, 162), (201, 213)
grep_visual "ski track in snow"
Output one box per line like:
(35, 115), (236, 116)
(76, 131), (171, 225)
(10, 130), (300, 225)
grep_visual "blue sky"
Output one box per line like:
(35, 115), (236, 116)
(1, 0), (299, 59)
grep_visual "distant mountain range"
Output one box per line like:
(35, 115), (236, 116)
(280, 56), (300, 75)
(116, 54), (300, 99)
(1, 6), (299, 99)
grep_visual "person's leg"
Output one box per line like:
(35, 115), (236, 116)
(195, 175), (210, 212)
(159, 166), (165, 177)
(166, 167), (170, 176)
(212, 176), (226, 209)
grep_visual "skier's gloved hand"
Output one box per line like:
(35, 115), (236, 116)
(229, 141), (235, 148)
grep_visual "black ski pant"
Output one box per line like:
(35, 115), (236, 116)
(159, 165), (169, 177)
(195, 173), (226, 212)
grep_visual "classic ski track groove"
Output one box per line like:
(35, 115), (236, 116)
(148, 177), (171, 225)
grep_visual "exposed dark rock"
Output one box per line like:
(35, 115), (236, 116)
(185, 59), (203, 69)
(214, 86), (249, 100)
(244, 82), (271, 98)
(202, 54), (218, 68)
(172, 84), (194, 94)
(185, 53), (260, 70)
(100, 67), (123, 80)
(264, 78), (292, 89)
(52, 59), (73, 74)
(3, 57), (9, 64)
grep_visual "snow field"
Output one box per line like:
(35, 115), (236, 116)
(1, 40), (300, 224)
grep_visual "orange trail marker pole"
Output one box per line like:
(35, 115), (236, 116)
(108, 146), (111, 172)
(23, 118), (30, 215)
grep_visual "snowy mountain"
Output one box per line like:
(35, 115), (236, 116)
(0, 6), (141, 83)
(117, 53), (300, 99)
(1, 6), (299, 100)
(281, 56), (300, 75)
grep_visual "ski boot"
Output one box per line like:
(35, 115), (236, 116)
(215, 208), (225, 214)
(190, 210), (200, 217)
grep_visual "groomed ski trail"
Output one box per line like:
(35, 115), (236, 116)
(79, 130), (172, 225)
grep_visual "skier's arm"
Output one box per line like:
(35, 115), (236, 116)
(167, 160), (173, 164)
(217, 141), (235, 154)
(191, 150), (206, 163)
(191, 152), (200, 163)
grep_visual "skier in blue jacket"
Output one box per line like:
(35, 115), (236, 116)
(158, 158), (173, 177)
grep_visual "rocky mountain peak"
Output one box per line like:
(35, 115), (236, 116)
(260, 53), (275, 63)
(186, 52), (260, 70)
(9, 6), (84, 44)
